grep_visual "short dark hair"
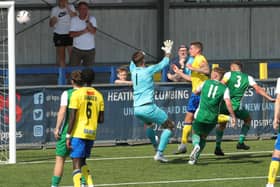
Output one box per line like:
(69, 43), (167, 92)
(190, 41), (203, 52)
(213, 67), (225, 80)
(132, 51), (145, 66)
(231, 61), (243, 70)
(71, 70), (83, 86)
(178, 44), (188, 50)
(82, 68), (95, 85)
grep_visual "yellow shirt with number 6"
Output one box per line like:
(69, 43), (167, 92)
(69, 87), (104, 140)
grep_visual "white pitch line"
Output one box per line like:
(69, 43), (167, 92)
(61, 175), (271, 187)
(18, 150), (272, 165)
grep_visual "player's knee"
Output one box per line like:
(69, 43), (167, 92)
(162, 119), (174, 130)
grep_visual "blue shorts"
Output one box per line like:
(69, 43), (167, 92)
(134, 103), (168, 126)
(187, 93), (200, 113)
(274, 134), (280, 151)
(70, 138), (94, 159)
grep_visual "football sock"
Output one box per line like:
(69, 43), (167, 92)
(181, 123), (192, 144)
(158, 129), (172, 152)
(51, 176), (61, 187)
(197, 138), (206, 159)
(192, 133), (200, 147)
(81, 165), (94, 186)
(239, 124), (250, 144)
(268, 157), (280, 184)
(145, 126), (157, 149)
(215, 129), (224, 149)
(72, 169), (82, 187)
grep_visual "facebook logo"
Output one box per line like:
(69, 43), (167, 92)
(33, 125), (43, 137)
(33, 92), (44, 104)
(33, 109), (43, 121)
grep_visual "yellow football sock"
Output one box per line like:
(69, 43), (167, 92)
(181, 124), (192, 144)
(73, 169), (82, 187)
(81, 165), (94, 186)
(268, 160), (280, 184)
(218, 114), (230, 123)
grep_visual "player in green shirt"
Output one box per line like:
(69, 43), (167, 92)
(215, 61), (275, 156)
(188, 67), (236, 165)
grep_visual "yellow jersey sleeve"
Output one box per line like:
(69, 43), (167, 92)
(191, 55), (209, 92)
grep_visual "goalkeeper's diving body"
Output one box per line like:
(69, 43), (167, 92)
(129, 40), (175, 162)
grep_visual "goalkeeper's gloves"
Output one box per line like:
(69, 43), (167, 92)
(161, 40), (174, 54)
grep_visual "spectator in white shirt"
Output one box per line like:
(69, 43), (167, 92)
(49, 0), (77, 67)
(69, 1), (97, 66)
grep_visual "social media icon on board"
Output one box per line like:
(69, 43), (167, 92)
(33, 92), (44, 104)
(33, 125), (43, 137)
(33, 109), (43, 121)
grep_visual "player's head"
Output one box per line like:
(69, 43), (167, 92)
(178, 45), (188, 58)
(189, 41), (203, 57)
(211, 67), (225, 81)
(132, 51), (145, 67)
(230, 61), (243, 71)
(116, 67), (129, 81)
(81, 68), (95, 86)
(70, 70), (83, 86)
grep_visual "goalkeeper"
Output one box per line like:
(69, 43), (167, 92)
(129, 40), (175, 162)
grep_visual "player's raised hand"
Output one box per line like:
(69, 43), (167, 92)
(161, 40), (173, 54)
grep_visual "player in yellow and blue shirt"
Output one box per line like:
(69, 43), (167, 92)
(130, 40), (175, 162)
(51, 70), (83, 187)
(266, 78), (280, 187)
(174, 41), (210, 154)
(66, 68), (104, 187)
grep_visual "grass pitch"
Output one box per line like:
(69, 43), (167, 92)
(0, 139), (276, 187)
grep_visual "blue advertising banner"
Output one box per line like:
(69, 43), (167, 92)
(0, 80), (276, 146)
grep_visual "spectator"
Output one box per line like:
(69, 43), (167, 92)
(167, 44), (194, 82)
(49, 0), (77, 67)
(114, 66), (132, 84)
(69, 1), (97, 66)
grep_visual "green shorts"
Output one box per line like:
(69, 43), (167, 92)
(55, 125), (70, 157)
(220, 102), (250, 120)
(192, 120), (216, 136)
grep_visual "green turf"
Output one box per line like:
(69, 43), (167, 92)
(0, 139), (276, 187)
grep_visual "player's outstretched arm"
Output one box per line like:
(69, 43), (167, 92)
(253, 84), (275, 102)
